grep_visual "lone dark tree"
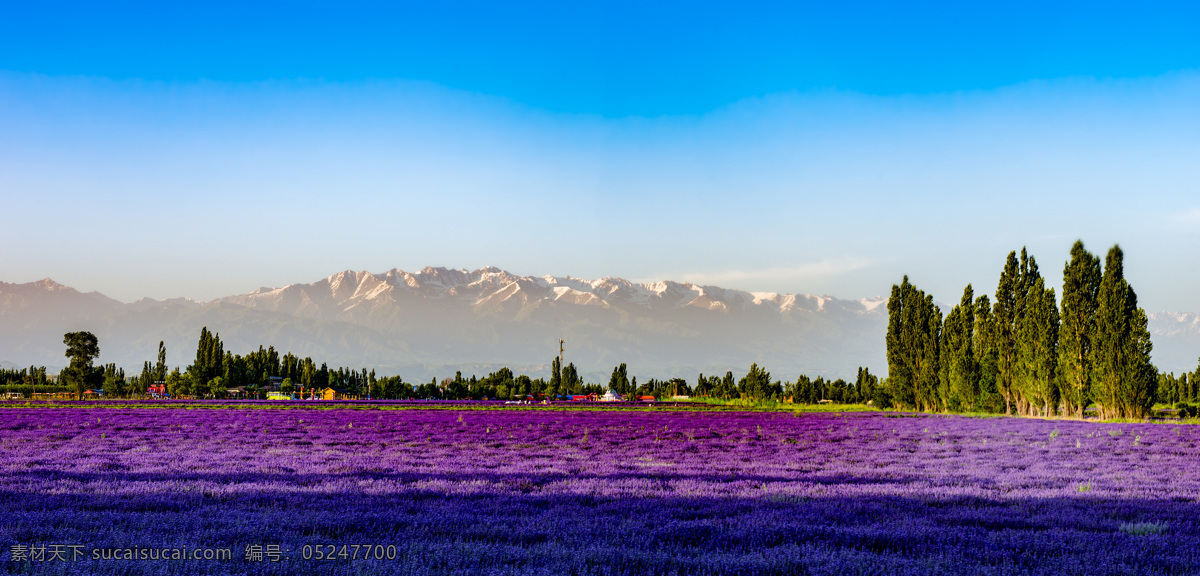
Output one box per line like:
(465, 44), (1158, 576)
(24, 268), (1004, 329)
(62, 331), (100, 400)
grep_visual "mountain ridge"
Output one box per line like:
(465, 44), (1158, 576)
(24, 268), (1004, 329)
(1, 268), (1196, 380)
(219, 266), (886, 318)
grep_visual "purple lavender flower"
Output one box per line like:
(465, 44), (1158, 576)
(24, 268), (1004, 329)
(0, 405), (1196, 575)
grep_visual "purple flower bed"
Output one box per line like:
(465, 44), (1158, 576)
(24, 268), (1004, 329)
(1, 406), (1198, 575)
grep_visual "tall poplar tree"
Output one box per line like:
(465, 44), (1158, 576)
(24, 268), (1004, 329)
(1058, 241), (1101, 417)
(139, 361), (153, 397)
(973, 294), (1001, 413)
(608, 363), (629, 394)
(1091, 245), (1157, 419)
(155, 341), (168, 383)
(1008, 248), (1041, 415)
(885, 280), (910, 406)
(1016, 275), (1059, 416)
(938, 284), (976, 412)
(189, 327), (224, 386)
(992, 252), (1021, 415)
(886, 276), (941, 412)
(916, 292), (943, 412)
(1125, 308), (1158, 415)
(550, 356), (563, 394)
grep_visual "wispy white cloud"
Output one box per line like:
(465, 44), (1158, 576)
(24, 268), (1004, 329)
(1167, 208), (1200, 226)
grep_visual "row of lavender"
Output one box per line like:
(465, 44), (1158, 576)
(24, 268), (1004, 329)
(2, 406), (1198, 575)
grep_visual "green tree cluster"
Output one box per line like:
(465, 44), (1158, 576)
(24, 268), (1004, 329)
(692, 365), (877, 405)
(0, 366), (60, 397)
(188, 327), (224, 387)
(886, 241), (1158, 418)
(100, 363), (126, 397)
(630, 377), (689, 399)
(608, 363), (630, 395)
(738, 363), (781, 399)
(694, 372), (737, 399)
(1158, 368), (1200, 406)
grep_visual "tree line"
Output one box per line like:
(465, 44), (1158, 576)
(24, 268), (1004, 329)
(886, 241), (1160, 419)
(601, 361), (881, 404)
(122, 327), (603, 400)
(143, 328), (390, 399)
(33, 325), (884, 403)
(0, 366), (57, 396)
(0, 323), (903, 405)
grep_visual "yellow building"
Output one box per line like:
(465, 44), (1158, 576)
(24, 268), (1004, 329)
(320, 387), (354, 400)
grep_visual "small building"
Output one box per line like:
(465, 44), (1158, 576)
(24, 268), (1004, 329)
(321, 387), (354, 400)
(600, 390), (624, 402)
(266, 391), (293, 401)
(637, 395), (657, 402)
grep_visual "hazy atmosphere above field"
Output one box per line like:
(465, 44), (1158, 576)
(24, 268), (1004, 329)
(3, 2), (1199, 311)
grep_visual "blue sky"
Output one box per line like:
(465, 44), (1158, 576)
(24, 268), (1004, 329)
(2, 2), (1199, 311)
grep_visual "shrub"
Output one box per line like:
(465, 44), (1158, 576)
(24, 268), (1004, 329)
(1120, 521), (1168, 536)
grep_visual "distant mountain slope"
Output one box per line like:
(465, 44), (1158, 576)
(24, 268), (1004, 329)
(1, 270), (1196, 380)
(213, 267), (889, 380)
(1148, 312), (1200, 375)
(0, 279), (407, 375)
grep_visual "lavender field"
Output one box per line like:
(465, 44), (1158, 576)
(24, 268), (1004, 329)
(2, 404), (1198, 575)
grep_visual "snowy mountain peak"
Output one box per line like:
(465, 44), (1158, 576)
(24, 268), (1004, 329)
(32, 278), (69, 291)
(859, 297), (887, 313)
(1150, 311), (1200, 336)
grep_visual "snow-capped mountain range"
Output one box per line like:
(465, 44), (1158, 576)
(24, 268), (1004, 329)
(223, 267), (884, 326)
(1, 267), (1196, 380)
